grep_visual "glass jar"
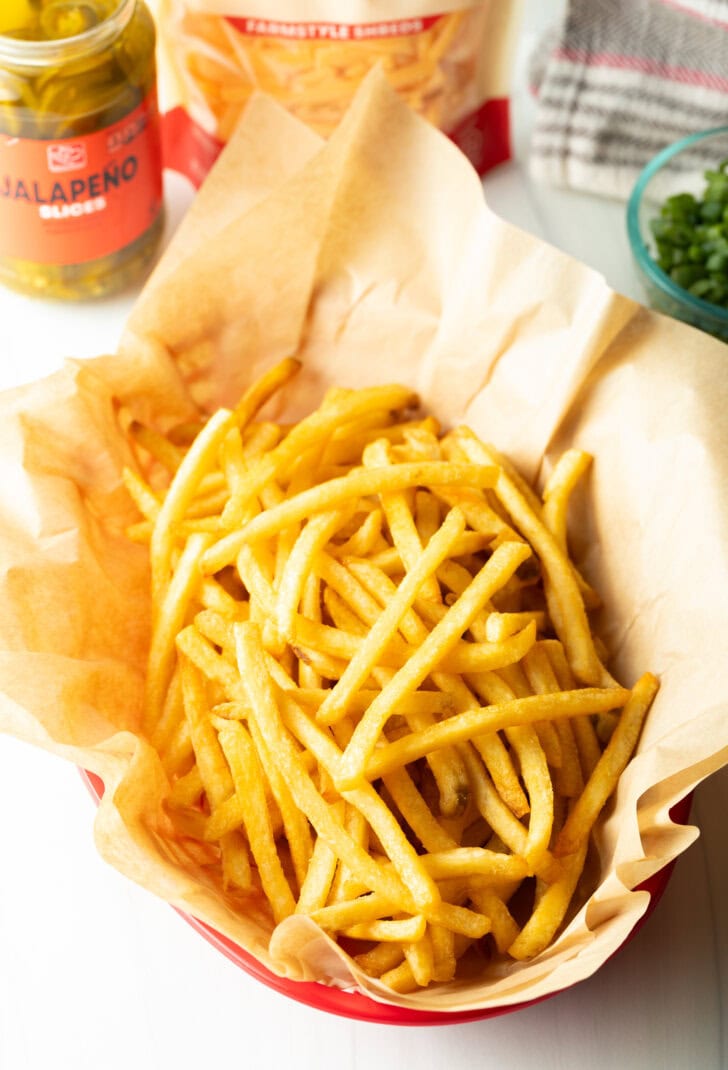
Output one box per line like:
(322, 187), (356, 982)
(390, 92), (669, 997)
(0, 0), (164, 300)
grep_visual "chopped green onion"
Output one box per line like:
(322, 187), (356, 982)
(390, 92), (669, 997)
(649, 159), (728, 309)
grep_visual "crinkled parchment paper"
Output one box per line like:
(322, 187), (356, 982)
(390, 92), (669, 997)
(1, 72), (727, 1012)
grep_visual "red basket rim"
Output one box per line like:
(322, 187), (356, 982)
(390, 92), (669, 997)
(80, 768), (691, 1026)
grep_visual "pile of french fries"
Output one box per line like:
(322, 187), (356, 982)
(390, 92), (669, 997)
(124, 358), (657, 994)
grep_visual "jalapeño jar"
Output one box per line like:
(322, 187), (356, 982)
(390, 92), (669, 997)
(0, 0), (164, 300)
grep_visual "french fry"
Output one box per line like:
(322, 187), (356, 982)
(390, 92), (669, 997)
(429, 923), (457, 983)
(328, 804), (370, 903)
(218, 383), (418, 530)
(486, 611), (546, 642)
(363, 437), (441, 603)
(235, 622), (422, 913)
(126, 371), (657, 993)
(129, 420), (185, 471)
(364, 687), (629, 782)
(381, 767), (458, 853)
(329, 507), (384, 558)
(312, 891), (396, 931)
(323, 565), (471, 818)
(244, 713), (314, 892)
(317, 507), (466, 726)
(542, 449), (592, 550)
(144, 532), (212, 735)
(151, 409), (237, 600)
(216, 720), (296, 923)
(508, 840), (589, 960)
(343, 916), (427, 943)
(179, 657), (252, 891)
(380, 960), (420, 994)
(167, 763), (204, 810)
(336, 540), (533, 788)
(420, 848), (528, 882)
(543, 638), (602, 779)
(296, 813), (341, 914)
(354, 942), (405, 978)
(523, 644), (584, 799)
(403, 930), (435, 986)
(555, 673), (659, 857)
(297, 572), (323, 689)
(122, 467), (160, 522)
(201, 461), (497, 573)
(470, 888), (520, 954)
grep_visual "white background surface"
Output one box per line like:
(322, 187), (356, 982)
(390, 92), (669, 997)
(1, 5), (726, 1068)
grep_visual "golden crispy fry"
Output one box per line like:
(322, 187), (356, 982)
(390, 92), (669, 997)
(297, 572), (323, 690)
(486, 611), (546, 642)
(329, 507), (384, 558)
(542, 449), (592, 550)
(355, 942), (405, 978)
(202, 460), (497, 573)
(167, 763), (204, 810)
(344, 916), (427, 943)
(543, 639), (602, 779)
(328, 804), (370, 903)
(244, 713), (314, 892)
(323, 567), (470, 819)
(130, 421), (185, 471)
(364, 437), (441, 603)
(336, 541), (533, 788)
(126, 369), (656, 993)
(236, 622), (420, 913)
(318, 507), (466, 726)
(432, 484), (518, 543)
(296, 810), (341, 915)
(144, 532), (212, 735)
(151, 409), (237, 601)
(159, 716), (194, 779)
(179, 657), (233, 806)
(311, 891), (396, 931)
(508, 840), (589, 960)
(179, 657), (252, 891)
(495, 661), (564, 769)
(523, 644), (584, 799)
(380, 960), (420, 994)
(219, 383), (418, 528)
(348, 561), (526, 818)
(470, 888), (520, 954)
(217, 720), (296, 922)
(403, 931), (435, 986)
(365, 687), (628, 782)
(448, 431), (613, 688)
(429, 672), (530, 820)
(122, 467), (160, 522)
(429, 924), (457, 983)
(420, 848), (528, 882)
(382, 767), (458, 853)
(555, 673), (659, 857)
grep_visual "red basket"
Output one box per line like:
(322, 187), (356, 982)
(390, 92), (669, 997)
(80, 768), (691, 1026)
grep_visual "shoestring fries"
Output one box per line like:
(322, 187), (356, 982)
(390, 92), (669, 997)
(125, 358), (658, 994)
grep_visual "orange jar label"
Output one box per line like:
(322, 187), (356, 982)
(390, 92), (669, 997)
(0, 93), (163, 266)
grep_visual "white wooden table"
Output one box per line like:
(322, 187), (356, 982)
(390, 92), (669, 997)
(1, 6), (726, 1068)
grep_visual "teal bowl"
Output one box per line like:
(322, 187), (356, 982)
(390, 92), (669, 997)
(627, 126), (728, 342)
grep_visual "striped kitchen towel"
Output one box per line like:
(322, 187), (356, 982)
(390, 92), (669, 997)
(530, 0), (728, 199)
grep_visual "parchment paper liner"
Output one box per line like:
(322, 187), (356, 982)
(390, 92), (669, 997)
(1, 72), (727, 1012)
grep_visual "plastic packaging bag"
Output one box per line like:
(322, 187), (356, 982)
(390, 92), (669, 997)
(152, 0), (522, 185)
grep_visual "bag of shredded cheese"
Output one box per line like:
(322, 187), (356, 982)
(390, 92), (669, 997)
(152, 0), (523, 185)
